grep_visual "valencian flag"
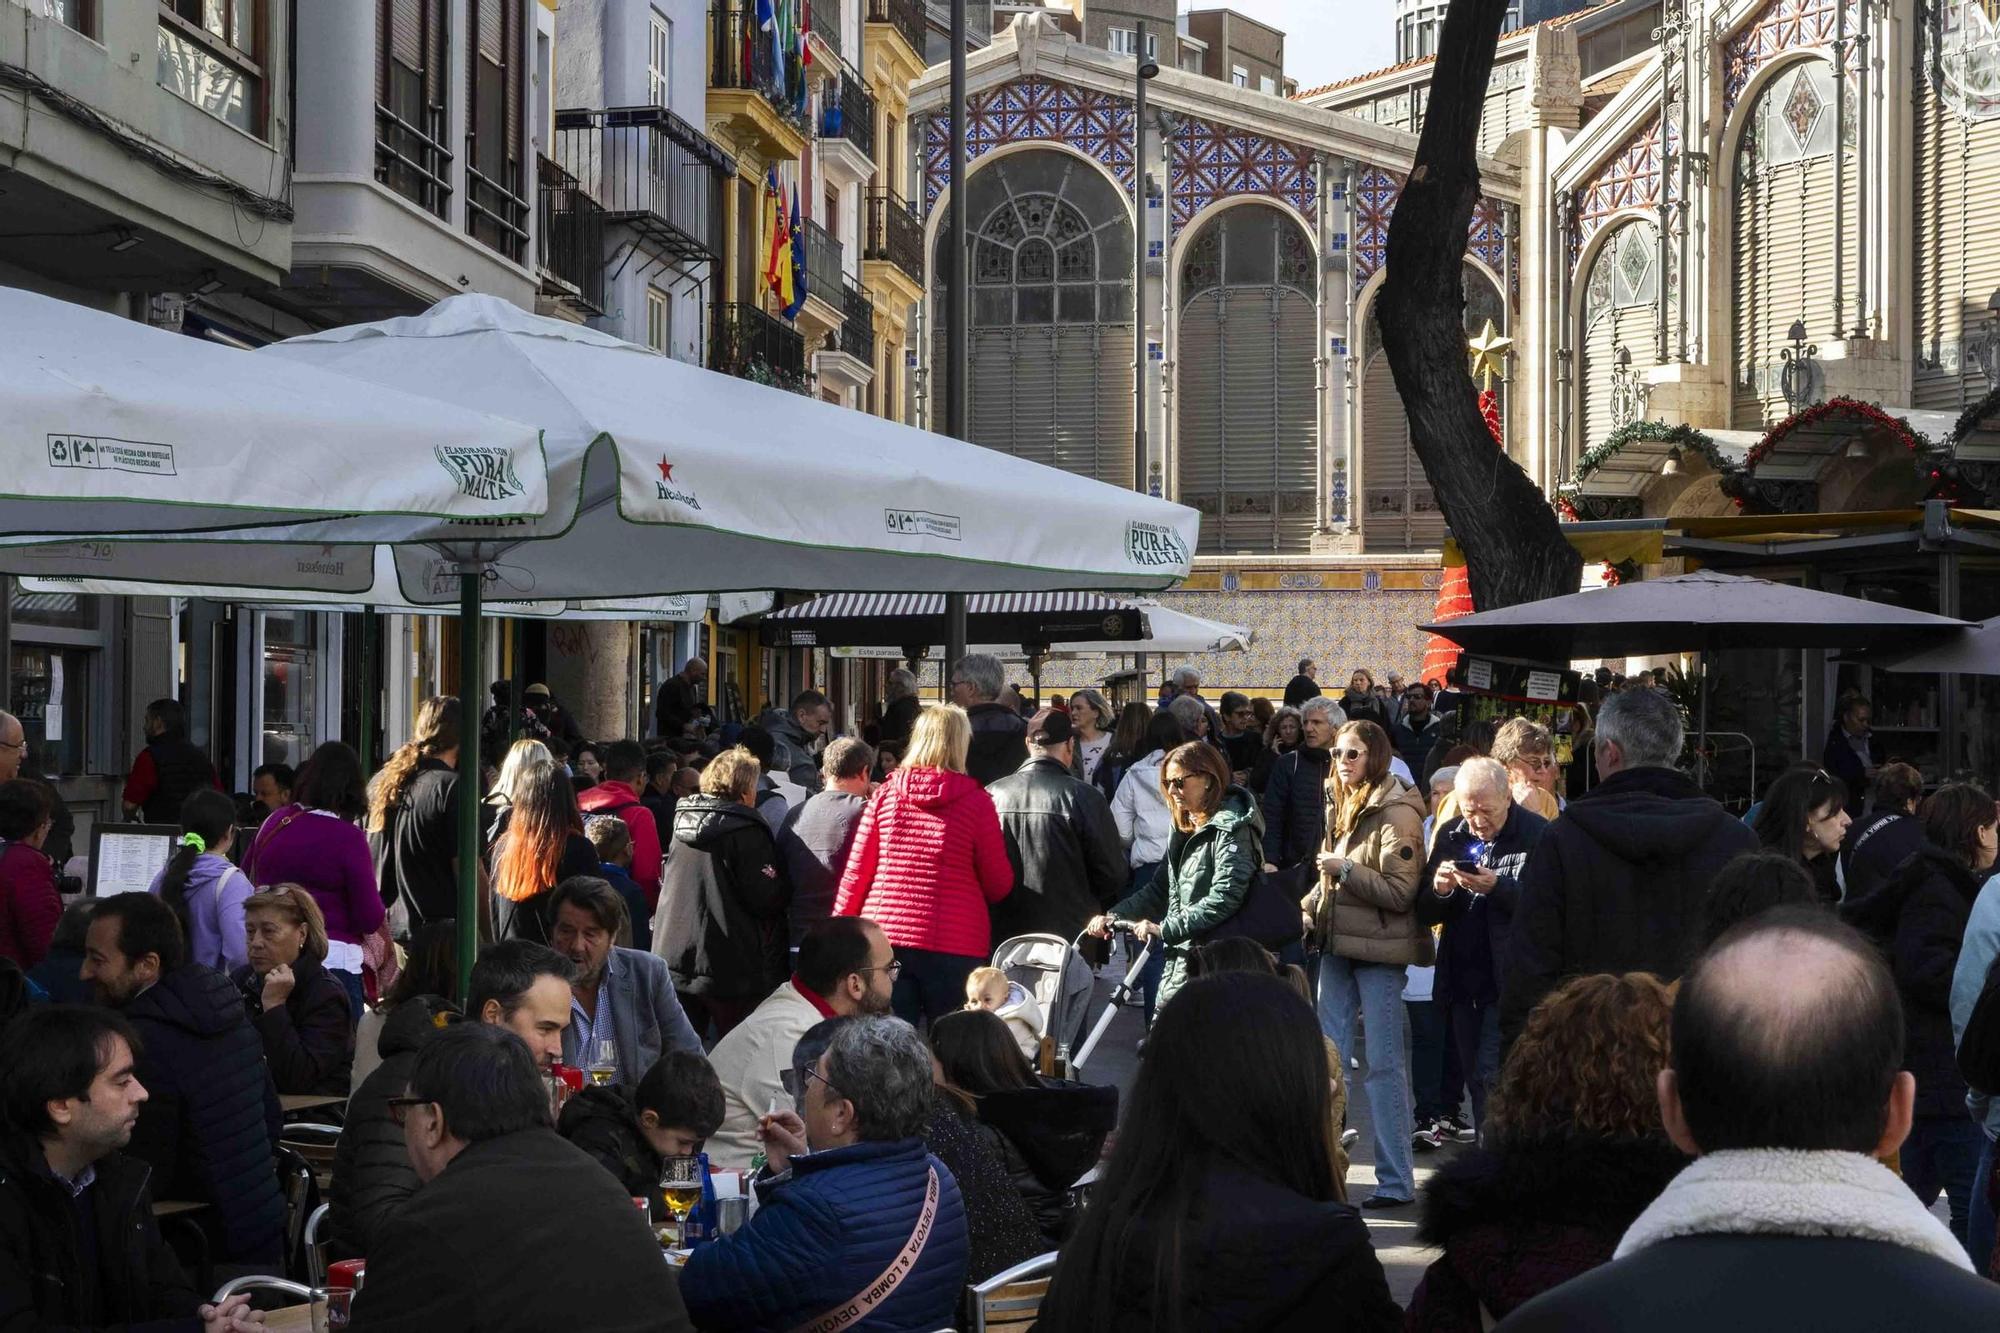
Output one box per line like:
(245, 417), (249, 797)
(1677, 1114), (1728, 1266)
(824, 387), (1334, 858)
(763, 168), (795, 311)
(784, 187), (807, 319)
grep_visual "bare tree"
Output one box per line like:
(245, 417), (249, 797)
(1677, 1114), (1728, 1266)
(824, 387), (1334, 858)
(1378, 0), (1582, 608)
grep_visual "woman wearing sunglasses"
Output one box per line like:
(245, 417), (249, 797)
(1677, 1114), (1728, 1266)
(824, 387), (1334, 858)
(1750, 766), (1851, 906)
(1304, 719), (1429, 1210)
(1088, 741), (1263, 1015)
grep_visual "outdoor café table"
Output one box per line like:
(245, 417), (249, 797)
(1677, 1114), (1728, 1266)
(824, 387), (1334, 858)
(264, 1304), (316, 1332)
(280, 1094), (347, 1117)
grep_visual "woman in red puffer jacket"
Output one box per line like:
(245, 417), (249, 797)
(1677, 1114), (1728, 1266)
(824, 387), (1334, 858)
(835, 704), (1014, 1024)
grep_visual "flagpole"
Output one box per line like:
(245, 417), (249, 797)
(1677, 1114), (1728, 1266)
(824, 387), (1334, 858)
(945, 0), (969, 671)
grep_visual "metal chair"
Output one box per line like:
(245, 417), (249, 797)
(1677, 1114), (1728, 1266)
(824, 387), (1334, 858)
(963, 1251), (1059, 1332)
(302, 1203), (333, 1289)
(274, 1145), (318, 1283)
(279, 1122), (342, 1186)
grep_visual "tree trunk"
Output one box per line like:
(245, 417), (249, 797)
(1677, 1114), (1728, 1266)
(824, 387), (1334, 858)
(1378, 0), (1582, 610)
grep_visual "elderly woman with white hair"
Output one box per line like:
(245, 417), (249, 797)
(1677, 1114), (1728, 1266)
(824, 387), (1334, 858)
(879, 667), (922, 750)
(1416, 755), (1551, 1136)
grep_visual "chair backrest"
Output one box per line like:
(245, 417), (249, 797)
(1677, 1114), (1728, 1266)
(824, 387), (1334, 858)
(302, 1202), (332, 1288)
(274, 1145), (317, 1281)
(964, 1251), (1059, 1333)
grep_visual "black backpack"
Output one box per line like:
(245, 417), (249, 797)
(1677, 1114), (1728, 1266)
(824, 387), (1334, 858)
(1957, 951), (2000, 1094)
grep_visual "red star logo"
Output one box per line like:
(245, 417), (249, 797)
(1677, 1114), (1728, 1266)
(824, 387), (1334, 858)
(657, 457), (675, 482)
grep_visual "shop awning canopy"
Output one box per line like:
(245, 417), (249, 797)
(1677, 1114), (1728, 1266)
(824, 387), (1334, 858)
(20, 296), (1199, 600)
(0, 284), (546, 538)
(1571, 427), (1756, 499)
(1744, 401), (1956, 483)
(1419, 569), (1973, 661)
(1860, 615), (2000, 675)
(822, 597), (1253, 658)
(760, 591), (1150, 651)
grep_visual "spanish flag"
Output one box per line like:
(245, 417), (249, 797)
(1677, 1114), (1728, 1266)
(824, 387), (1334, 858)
(763, 167), (793, 311)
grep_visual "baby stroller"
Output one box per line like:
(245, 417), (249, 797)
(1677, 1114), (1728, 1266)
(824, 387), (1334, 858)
(989, 933), (1098, 1075)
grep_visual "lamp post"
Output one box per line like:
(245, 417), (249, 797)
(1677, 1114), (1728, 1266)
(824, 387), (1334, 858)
(1779, 318), (1820, 415)
(1133, 21), (1158, 496)
(945, 0), (969, 677)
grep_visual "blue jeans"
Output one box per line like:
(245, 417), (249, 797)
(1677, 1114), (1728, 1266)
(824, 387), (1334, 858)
(1407, 1000), (1448, 1123)
(1127, 862), (1164, 1027)
(1971, 1130), (1998, 1277)
(1318, 954), (1415, 1201)
(1903, 1114), (1986, 1265)
(1450, 1000), (1502, 1135)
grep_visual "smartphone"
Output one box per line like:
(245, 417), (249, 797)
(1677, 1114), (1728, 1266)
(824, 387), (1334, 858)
(1453, 859), (1482, 874)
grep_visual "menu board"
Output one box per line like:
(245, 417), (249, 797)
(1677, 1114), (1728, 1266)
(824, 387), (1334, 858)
(88, 824), (179, 898)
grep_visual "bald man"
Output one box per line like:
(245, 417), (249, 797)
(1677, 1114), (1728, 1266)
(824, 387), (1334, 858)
(1499, 910), (2000, 1330)
(0, 710), (24, 783)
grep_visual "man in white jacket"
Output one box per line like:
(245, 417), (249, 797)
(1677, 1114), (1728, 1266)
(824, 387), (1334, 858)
(701, 916), (896, 1170)
(1499, 909), (2000, 1329)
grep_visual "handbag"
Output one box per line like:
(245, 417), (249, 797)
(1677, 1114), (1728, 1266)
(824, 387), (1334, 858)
(1196, 864), (1306, 950)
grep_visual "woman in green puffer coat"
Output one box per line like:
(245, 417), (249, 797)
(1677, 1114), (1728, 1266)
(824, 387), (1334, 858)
(1089, 741), (1264, 1013)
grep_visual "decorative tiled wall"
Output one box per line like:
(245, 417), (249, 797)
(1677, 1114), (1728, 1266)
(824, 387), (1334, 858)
(920, 79), (1134, 214)
(1169, 117), (1319, 231)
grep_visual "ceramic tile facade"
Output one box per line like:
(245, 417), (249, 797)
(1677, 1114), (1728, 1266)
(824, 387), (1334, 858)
(1353, 166), (1514, 293)
(1723, 0), (1845, 114)
(1169, 117), (1319, 231)
(921, 79), (1135, 213)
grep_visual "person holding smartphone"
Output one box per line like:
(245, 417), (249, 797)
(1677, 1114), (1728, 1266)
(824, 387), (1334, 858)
(1416, 757), (1548, 1139)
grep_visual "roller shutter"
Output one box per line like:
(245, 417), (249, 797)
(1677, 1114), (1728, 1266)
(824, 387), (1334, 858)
(1912, 75), (2000, 410)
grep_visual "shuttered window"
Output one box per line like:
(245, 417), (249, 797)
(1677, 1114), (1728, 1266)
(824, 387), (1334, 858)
(378, 0), (450, 217)
(1579, 220), (1664, 452)
(1731, 58), (1844, 428)
(1175, 205), (1318, 553)
(649, 9), (672, 108)
(1913, 68), (2000, 410)
(467, 0), (527, 261)
(931, 149), (1135, 489)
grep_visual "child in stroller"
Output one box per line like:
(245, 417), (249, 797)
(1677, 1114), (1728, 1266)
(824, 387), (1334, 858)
(965, 965), (1045, 1061)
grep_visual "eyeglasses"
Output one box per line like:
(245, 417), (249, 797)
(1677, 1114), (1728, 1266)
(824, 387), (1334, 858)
(0, 737), (23, 752)
(1514, 754), (1556, 772)
(1809, 768), (1841, 798)
(801, 1064), (843, 1103)
(385, 1095), (432, 1129)
(854, 959), (903, 981)
(1331, 748), (1368, 761)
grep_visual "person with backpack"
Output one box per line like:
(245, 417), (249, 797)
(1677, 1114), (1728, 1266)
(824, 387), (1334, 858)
(147, 788), (253, 973)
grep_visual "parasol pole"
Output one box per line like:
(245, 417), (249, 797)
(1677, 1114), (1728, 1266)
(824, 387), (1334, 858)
(456, 568), (484, 1005)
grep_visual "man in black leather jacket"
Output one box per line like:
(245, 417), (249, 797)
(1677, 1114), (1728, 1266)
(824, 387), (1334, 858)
(987, 709), (1127, 944)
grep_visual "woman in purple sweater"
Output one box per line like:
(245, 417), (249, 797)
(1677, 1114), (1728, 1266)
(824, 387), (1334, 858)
(242, 741), (383, 1021)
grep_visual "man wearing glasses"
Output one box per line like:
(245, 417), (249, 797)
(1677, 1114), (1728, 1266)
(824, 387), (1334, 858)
(702, 917), (898, 1170)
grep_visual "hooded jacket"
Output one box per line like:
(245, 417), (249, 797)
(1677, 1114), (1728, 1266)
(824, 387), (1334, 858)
(121, 963), (285, 1263)
(557, 1084), (662, 1200)
(0, 1128), (201, 1331)
(1110, 786), (1265, 1010)
(1109, 750), (1171, 868)
(835, 766), (1014, 958)
(965, 703), (1029, 787)
(1839, 809), (1927, 904)
(1841, 845), (1985, 1118)
(578, 781), (663, 907)
(1052, 1158), (1399, 1333)
(754, 708), (823, 792)
(1306, 776), (1430, 967)
(1500, 766), (1759, 1047)
(330, 995), (459, 1256)
(776, 789), (866, 949)
(987, 756), (1128, 944)
(1406, 1134), (1687, 1332)
(147, 850), (251, 972)
(653, 792), (791, 1000)
(974, 1077), (1118, 1242)
(232, 952), (354, 1096)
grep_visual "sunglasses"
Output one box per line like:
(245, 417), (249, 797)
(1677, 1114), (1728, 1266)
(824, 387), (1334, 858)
(1515, 754), (1555, 772)
(386, 1095), (432, 1129)
(1164, 774), (1208, 791)
(1331, 748), (1368, 761)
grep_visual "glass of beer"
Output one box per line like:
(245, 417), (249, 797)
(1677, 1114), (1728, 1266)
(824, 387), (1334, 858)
(659, 1155), (704, 1248)
(588, 1038), (617, 1087)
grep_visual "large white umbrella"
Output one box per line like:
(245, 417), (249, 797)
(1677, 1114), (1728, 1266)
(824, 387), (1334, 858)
(826, 598), (1252, 657)
(0, 285), (545, 537)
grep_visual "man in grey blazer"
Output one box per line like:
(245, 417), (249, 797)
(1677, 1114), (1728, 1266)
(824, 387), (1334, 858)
(549, 876), (703, 1082)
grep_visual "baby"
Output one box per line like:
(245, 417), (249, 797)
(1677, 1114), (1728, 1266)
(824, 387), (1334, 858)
(965, 966), (1046, 1063)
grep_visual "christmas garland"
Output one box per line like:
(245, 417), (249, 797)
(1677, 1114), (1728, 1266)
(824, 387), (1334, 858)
(1738, 396), (1934, 474)
(1555, 420), (1734, 522)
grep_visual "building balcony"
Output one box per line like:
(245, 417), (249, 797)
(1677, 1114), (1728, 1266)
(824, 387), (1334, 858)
(536, 155), (607, 317)
(711, 301), (808, 392)
(863, 187), (923, 305)
(865, 0), (927, 69)
(708, 7), (812, 162)
(807, 0), (842, 64)
(817, 274), (877, 399)
(551, 107), (731, 268)
(802, 219), (846, 323)
(466, 159), (530, 265)
(817, 68), (876, 189)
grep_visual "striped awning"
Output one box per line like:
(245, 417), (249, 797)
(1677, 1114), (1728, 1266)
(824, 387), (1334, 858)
(765, 591), (1132, 620)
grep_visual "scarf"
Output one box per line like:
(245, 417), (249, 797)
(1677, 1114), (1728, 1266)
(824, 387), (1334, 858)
(1614, 1148), (1971, 1271)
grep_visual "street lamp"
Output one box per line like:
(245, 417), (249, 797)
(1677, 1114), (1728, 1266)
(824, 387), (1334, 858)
(1971, 286), (2000, 386)
(1133, 20), (1159, 496)
(1779, 318), (1820, 414)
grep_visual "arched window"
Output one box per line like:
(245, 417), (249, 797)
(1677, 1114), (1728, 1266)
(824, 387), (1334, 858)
(1359, 264), (1505, 553)
(1578, 219), (1665, 451)
(1732, 58), (1848, 426)
(932, 149), (1135, 487)
(1175, 204), (1319, 553)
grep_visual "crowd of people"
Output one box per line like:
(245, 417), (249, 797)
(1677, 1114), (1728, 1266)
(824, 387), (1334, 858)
(3, 653), (2000, 1330)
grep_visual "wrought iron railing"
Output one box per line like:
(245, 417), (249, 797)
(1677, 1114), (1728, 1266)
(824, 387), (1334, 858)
(466, 160), (530, 262)
(802, 219), (845, 313)
(840, 276), (874, 361)
(818, 65), (876, 159)
(808, 0), (841, 60)
(536, 155), (607, 313)
(864, 188), (922, 285)
(866, 0), (926, 56)
(374, 102), (452, 218)
(550, 107), (731, 265)
(709, 7), (813, 139)
(711, 302), (808, 391)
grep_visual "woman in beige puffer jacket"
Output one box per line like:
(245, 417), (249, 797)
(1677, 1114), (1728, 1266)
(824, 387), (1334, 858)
(1303, 718), (1429, 1207)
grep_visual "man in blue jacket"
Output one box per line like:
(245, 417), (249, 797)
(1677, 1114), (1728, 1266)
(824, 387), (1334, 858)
(681, 1015), (969, 1333)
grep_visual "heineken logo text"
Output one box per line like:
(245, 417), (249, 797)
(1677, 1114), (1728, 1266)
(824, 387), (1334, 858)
(436, 446), (525, 501)
(1125, 521), (1188, 568)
